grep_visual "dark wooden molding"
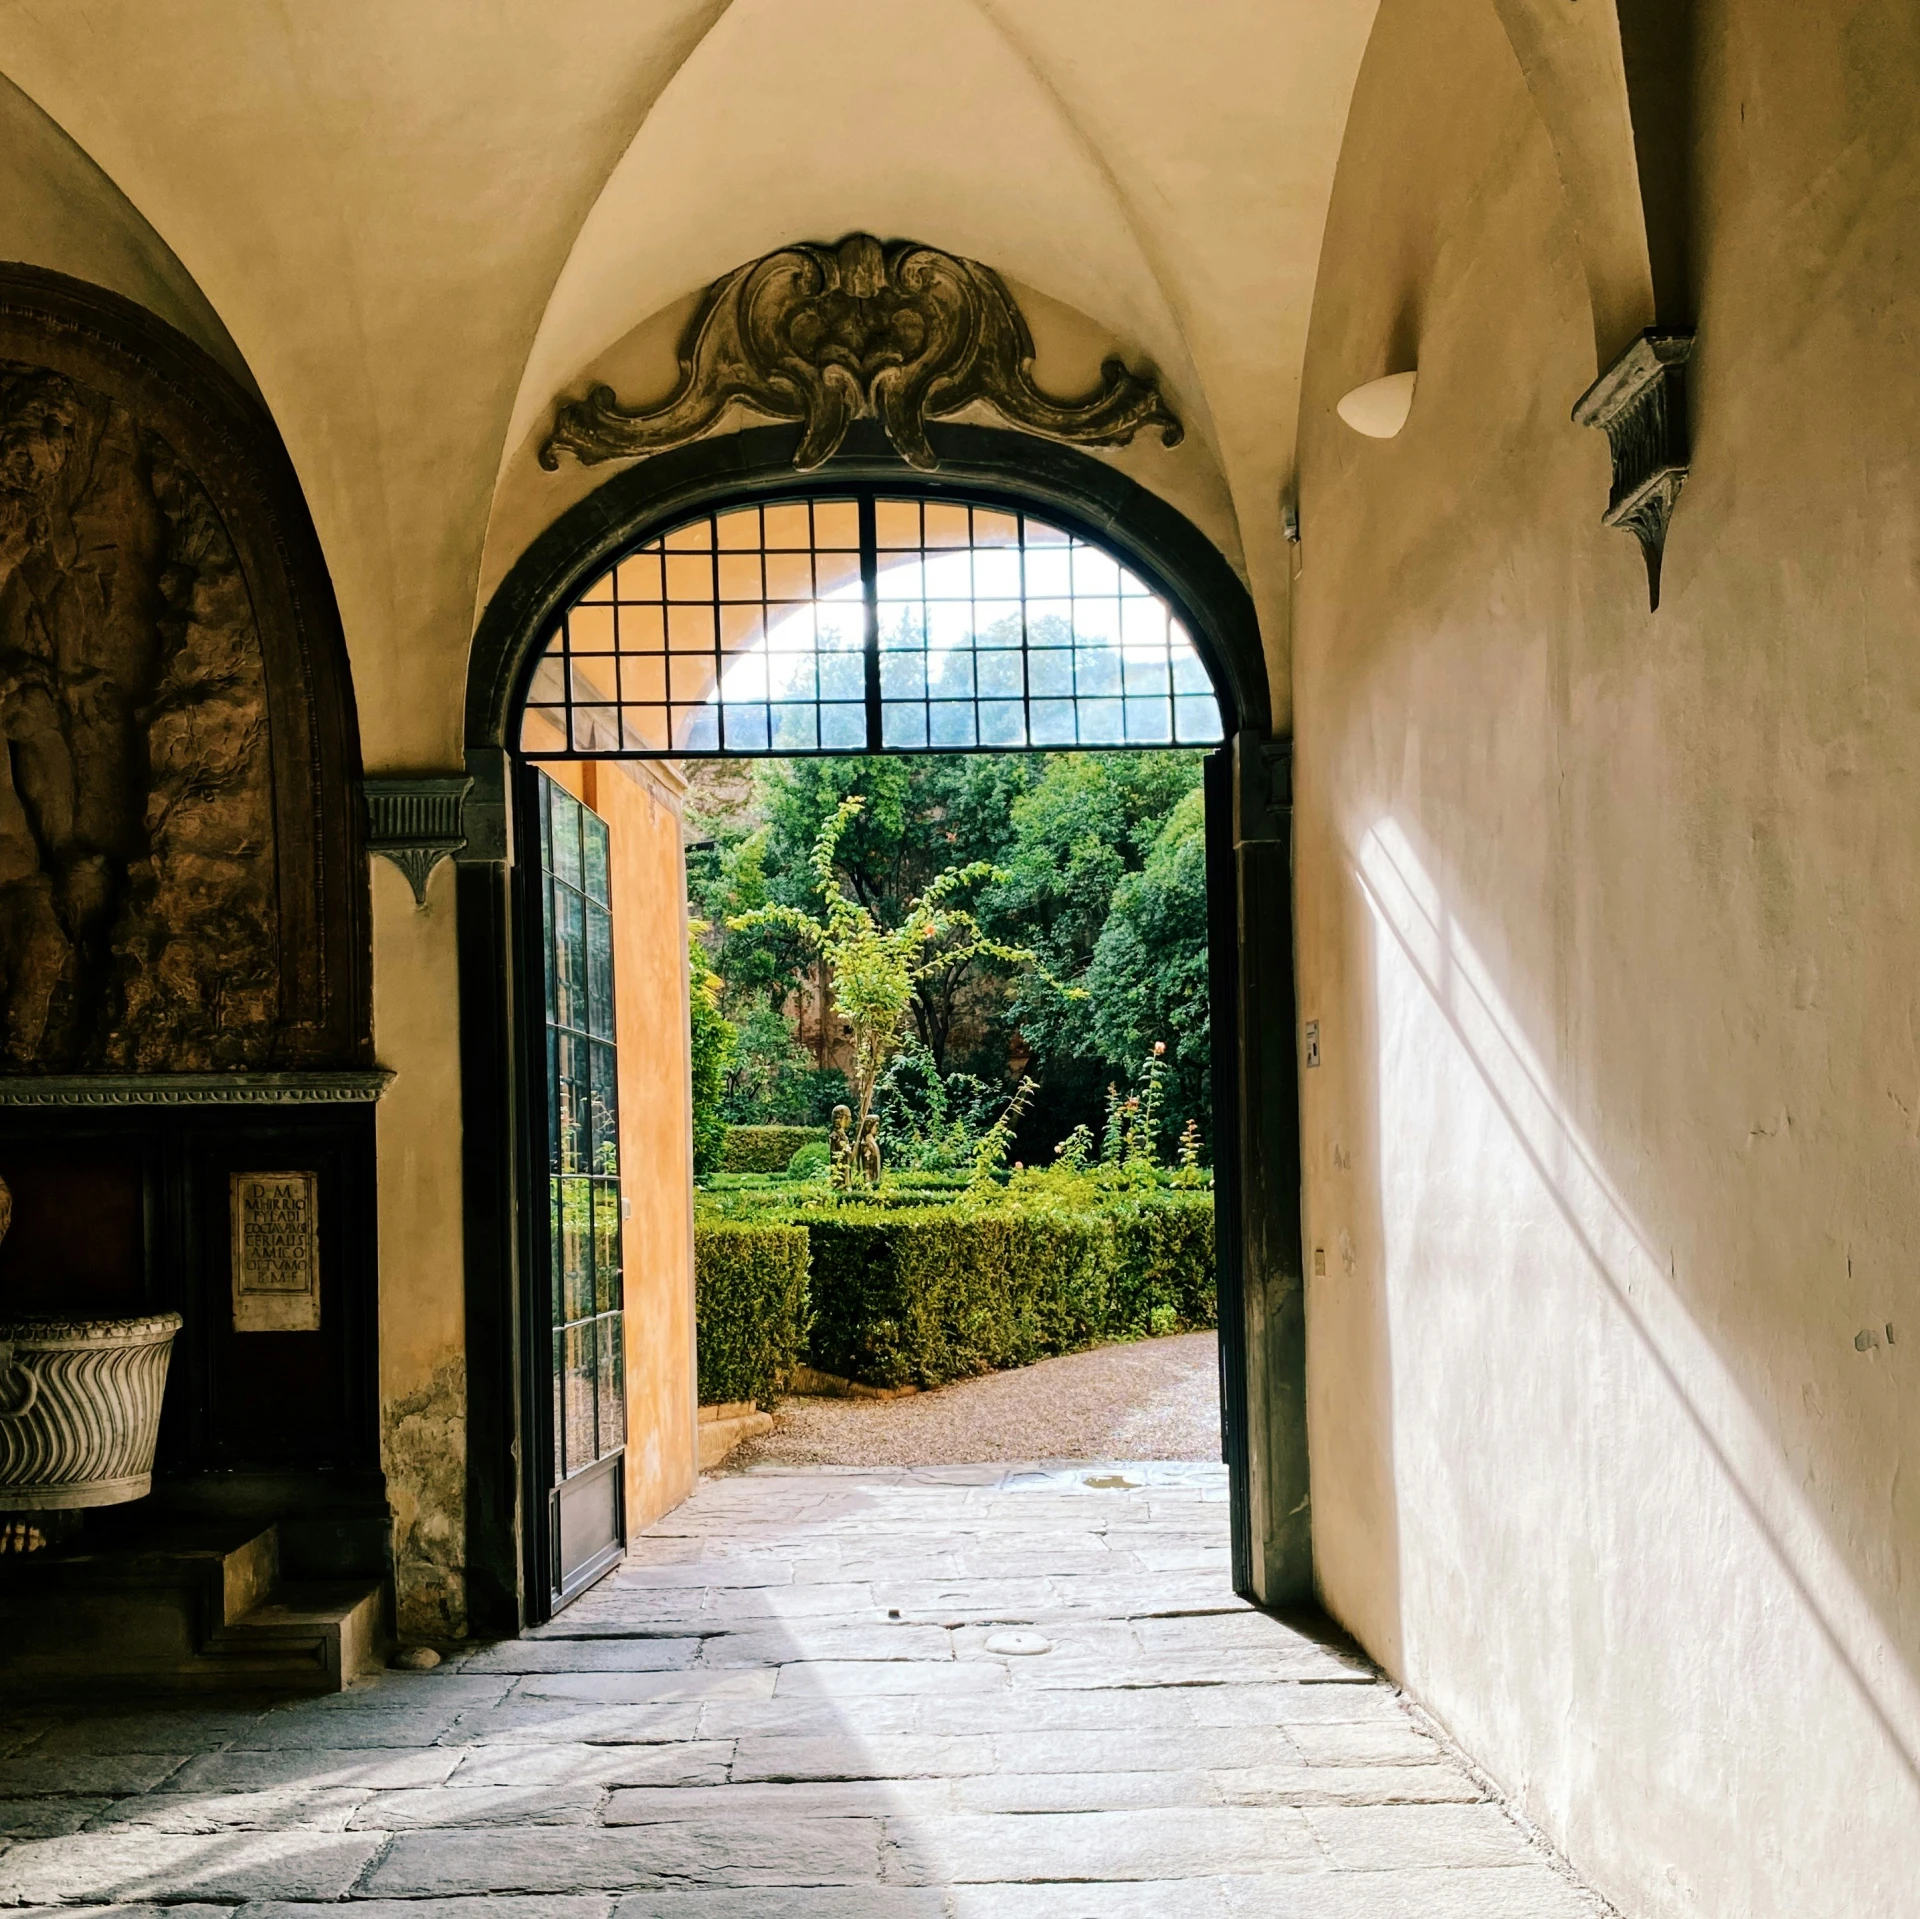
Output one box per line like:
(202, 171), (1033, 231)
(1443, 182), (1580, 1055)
(364, 776), (473, 906)
(0, 1072), (392, 1108)
(1573, 328), (1694, 610)
(541, 234), (1181, 476)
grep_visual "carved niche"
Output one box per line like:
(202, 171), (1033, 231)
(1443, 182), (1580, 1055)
(541, 233), (1183, 474)
(0, 269), (367, 1074)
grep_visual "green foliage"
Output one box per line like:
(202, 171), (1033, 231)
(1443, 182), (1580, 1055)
(721, 1125), (826, 1174)
(722, 1002), (847, 1127)
(760, 755), (1040, 1070)
(694, 1220), (810, 1407)
(800, 1188), (1214, 1388)
(986, 752), (1202, 1058)
(1085, 787), (1212, 1144)
(788, 1140), (831, 1177)
(873, 1039), (1006, 1171)
(688, 935), (736, 1179)
(729, 797), (1042, 1157)
(966, 1075), (1038, 1190)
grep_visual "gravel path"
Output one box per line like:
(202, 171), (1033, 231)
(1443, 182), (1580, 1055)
(724, 1330), (1221, 1469)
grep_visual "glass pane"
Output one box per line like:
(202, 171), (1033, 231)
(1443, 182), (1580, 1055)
(597, 1315), (626, 1457)
(593, 1185), (622, 1315)
(586, 901), (615, 1040)
(552, 1329), (566, 1477)
(565, 1322), (597, 1475)
(518, 495), (1223, 758)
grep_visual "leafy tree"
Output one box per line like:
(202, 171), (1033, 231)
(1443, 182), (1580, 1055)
(1084, 786), (1211, 1145)
(983, 751), (1203, 1152)
(728, 797), (1040, 1150)
(721, 1002), (846, 1126)
(687, 933), (736, 1177)
(759, 755), (1039, 1070)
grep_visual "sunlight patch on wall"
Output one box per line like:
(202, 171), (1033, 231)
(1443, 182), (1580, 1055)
(1355, 816), (1920, 1783)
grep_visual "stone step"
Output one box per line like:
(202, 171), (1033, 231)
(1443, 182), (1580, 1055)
(0, 1519), (385, 1694)
(207, 1579), (385, 1692)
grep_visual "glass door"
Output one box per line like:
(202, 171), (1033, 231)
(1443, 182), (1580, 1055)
(535, 770), (627, 1604)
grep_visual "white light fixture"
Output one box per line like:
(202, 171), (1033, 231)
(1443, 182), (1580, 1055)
(1337, 370), (1417, 439)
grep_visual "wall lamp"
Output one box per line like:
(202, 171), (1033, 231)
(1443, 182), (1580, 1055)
(1336, 371), (1417, 439)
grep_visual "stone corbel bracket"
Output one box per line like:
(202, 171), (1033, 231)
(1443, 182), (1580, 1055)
(1573, 328), (1694, 611)
(364, 776), (473, 906)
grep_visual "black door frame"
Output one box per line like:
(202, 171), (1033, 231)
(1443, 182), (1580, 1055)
(458, 419), (1310, 1631)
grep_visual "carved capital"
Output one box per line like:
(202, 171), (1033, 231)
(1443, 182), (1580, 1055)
(541, 234), (1182, 475)
(1573, 329), (1694, 610)
(364, 776), (472, 906)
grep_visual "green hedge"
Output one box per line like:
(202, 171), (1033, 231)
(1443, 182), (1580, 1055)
(802, 1193), (1213, 1389)
(694, 1220), (810, 1407)
(721, 1125), (826, 1174)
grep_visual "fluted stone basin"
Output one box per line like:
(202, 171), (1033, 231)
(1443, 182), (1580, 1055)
(0, 1314), (183, 1510)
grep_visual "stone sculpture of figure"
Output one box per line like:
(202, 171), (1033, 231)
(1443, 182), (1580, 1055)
(858, 1115), (882, 1188)
(828, 1105), (854, 1189)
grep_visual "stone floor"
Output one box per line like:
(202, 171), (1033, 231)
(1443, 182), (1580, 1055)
(0, 1463), (1618, 1917)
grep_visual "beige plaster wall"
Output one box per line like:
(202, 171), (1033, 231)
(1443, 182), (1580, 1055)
(371, 856), (469, 1641)
(1294, 0), (1920, 1912)
(535, 748), (700, 1540)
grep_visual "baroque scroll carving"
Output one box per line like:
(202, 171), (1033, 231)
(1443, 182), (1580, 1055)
(0, 361), (282, 1070)
(541, 234), (1183, 474)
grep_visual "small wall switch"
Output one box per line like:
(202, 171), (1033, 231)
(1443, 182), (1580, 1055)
(1304, 1020), (1320, 1068)
(1313, 1247), (1326, 1276)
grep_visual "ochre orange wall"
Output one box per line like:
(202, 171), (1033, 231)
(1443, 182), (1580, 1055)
(532, 738), (698, 1538)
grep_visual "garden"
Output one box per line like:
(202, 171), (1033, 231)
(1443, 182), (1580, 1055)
(685, 752), (1217, 1413)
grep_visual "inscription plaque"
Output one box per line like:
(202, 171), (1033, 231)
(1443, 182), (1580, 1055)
(230, 1171), (320, 1332)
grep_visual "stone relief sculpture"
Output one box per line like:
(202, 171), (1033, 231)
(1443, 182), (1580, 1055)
(542, 233), (1183, 475)
(0, 362), (278, 1070)
(0, 267), (368, 1077)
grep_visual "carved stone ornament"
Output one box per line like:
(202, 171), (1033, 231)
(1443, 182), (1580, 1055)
(364, 776), (472, 906)
(1572, 329), (1694, 611)
(540, 234), (1183, 475)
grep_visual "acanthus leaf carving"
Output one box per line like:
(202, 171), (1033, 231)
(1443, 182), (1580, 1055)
(540, 234), (1183, 475)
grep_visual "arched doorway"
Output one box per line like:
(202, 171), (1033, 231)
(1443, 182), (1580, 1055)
(463, 423), (1304, 1629)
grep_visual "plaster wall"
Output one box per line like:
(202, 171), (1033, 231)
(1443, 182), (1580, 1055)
(372, 857), (470, 1640)
(1294, 0), (1920, 1913)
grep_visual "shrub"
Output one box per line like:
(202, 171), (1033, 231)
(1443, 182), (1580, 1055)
(721, 1125), (826, 1174)
(788, 1140), (830, 1177)
(694, 1220), (810, 1408)
(689, 940), (736, 1179)
(800, 1189), (1214, 1389)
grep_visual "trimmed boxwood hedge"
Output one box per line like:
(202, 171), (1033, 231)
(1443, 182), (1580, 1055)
(802, 1193), (1214, 1389)
(694, 1220), (810, 1408)
(720, 1125), (827, 1174)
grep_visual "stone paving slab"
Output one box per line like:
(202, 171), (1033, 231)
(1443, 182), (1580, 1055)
(0, 1462), (1616, 1916)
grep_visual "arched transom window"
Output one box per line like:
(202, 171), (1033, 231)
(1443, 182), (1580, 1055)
(519, 493), (1224, 758)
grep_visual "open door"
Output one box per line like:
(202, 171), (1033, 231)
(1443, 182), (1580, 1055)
(530, 769), (628, 1607)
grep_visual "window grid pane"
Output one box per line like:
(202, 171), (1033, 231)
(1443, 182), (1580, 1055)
(520, 495), (1223, 757)
(536, 771), (627, 1481)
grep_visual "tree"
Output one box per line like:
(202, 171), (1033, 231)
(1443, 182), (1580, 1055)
(759, 755), (1038, 1070)
(1084, 785), (1211, 1147)
(983, 751), (1203, 1154)
(687, 933), (736, 1177)
(728, 797), (1040, 1148)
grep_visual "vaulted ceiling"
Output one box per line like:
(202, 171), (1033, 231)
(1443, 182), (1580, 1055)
(0, 2), (1385, 760)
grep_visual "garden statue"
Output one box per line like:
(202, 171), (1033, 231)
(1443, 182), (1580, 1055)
(829, 1105), (855, 1189)
(858, 1114), (883, 1187)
